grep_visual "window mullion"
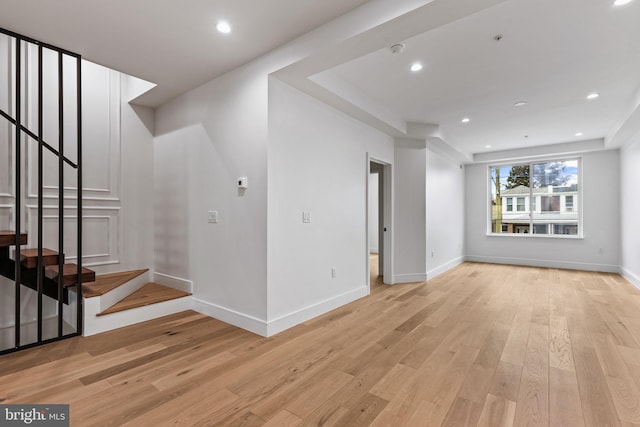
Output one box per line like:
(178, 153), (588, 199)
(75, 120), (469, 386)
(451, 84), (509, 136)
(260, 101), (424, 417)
(529, 163), (533, 233)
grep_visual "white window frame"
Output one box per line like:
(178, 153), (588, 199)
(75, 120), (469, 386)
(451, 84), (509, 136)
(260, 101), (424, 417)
(487, 157), (583, 239)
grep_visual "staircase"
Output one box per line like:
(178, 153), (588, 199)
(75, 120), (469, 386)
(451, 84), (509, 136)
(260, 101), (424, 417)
(82, 269), (191, 336)
(1, 28), (195, 354)
(0, 231), (92, 305)
(1, 230), (192, 339)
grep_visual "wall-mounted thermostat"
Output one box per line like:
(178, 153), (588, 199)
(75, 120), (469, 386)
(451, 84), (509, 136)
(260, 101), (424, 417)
(238, 177), (248, 189)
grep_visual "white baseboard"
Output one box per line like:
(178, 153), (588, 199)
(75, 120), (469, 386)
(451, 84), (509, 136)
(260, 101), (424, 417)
(393, 273), (427, 284)
(153, 272), (193, 293)
(266, 286), (369, 336)
(191, 298), (268, 337)
(465, 255), (620, 273)
(427, 256), (465, 280)
(191, 286), (369, 338)
(621, 267), (640, 289)
(0, 314), (58, 330)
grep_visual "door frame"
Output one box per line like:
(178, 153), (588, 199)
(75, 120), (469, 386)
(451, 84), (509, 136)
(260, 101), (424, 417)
(366, 153), (393, 289)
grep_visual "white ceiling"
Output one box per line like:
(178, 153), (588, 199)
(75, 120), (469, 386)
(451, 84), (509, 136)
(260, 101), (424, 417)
(0, 0), (370, 107)
(2, 0), (640, 159)
(324, 0), (640, 157)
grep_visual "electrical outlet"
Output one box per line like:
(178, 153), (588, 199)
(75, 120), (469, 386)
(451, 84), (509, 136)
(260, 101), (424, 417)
(331, 267), (336, 278)
(208, 211), (218, 224)
(302, 211), (311, 223)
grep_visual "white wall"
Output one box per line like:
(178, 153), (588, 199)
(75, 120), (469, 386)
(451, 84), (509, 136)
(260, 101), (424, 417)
(426, 146), (465, 278)
(394, 138), (427, 282)
(267, 78), (394, 333)
(154, 64), (269, 328)
(118, 75), (155, 272)
(391, 140), (467, 283)
(369, 173), (379, 253)
(465, 149), (620, 272)
(621, 135), (640, 287)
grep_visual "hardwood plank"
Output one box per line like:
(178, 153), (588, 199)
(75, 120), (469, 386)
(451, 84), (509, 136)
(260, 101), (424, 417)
(0, 230), (27, 247)
(514, 322), (550, 426)
(83, 269), (149, 298)
(285, 370), (353, 418)
(477, 393), (517, 427)
(592, 333), (640, 424)
(442, 396), (483, 427)
(458, 363), (496, 403)
(262, 410), (302, 427)
(120, 387), (239, 427)
(18, 247), (59, 268)
(297, 400), (348, 427)
(572, 336), (621, 427)
(98, 282), (190, 315)
(550, 315), (576, 372)
(550, 367), (585, 427)
(369, 363), (417, 401)
(333, 393), (388, 427)
(474, 325), (511, 369)
(501, 305), (533, 366)
(489, 360), (523, 402)
(44, 263), (95, 286)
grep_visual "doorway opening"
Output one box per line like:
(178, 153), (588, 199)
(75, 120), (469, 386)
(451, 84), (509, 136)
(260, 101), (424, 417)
(368, 157), (392, 290)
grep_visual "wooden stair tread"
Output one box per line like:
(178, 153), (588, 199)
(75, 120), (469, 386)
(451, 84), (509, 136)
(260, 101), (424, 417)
(18, 248), (60, 268)
(83, 269), (148, 298)
(97, 283), (191, 316)
(45, 263), (96, 286)
(0, 230), (27, 247)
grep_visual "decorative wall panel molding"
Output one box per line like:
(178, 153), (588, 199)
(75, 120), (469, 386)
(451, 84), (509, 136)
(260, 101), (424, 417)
(0, 128), (12, 198)
(26, 64), (121, 202)
(25, 205), (121, 267)
(0, 205), (14, 230)
(0, 36), (14, 198)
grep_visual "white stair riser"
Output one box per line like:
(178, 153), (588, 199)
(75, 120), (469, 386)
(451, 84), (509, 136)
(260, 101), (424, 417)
(83, 296), (192, 336)
(98, 271), (150, 312)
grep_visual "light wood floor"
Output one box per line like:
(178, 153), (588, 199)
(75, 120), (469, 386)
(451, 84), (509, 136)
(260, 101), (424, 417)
(2, 262), (640, 426)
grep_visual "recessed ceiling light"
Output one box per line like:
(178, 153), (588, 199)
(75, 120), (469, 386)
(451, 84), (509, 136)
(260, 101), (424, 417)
(614, 0), (632, 5)
(514, 101), (527, 107)
(410, 62), (423, 72)
(216, 20), (231, 34)
(461, 117), (470, 123)
(485, 145), (492, 148)
(586, 92), (600, 100)
(575, 132), (584, 137)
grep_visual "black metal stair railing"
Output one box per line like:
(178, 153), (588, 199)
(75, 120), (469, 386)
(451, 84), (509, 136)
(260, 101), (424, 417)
(0, 27), (83, 355)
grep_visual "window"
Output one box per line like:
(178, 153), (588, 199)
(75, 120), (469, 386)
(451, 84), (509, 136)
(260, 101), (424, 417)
(554, 224), (578, 235)
(490, 159), (579, 236)
(541, 196), (560, 212)
(565, 195), (574, 212)
(533, 224), (548, 234)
